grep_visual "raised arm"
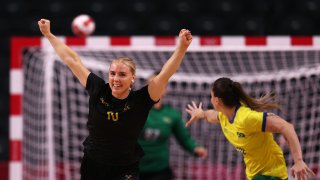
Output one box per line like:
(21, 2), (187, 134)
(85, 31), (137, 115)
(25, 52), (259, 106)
(38, 19), (90, 87)
(185, 101), (219, 127)
(148, 29), (192, 101)
(265, 113), (315, 179)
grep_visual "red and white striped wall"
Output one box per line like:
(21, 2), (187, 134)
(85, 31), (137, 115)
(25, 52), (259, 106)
(38, 36), (320, 48)
(9, 35), (320, 180)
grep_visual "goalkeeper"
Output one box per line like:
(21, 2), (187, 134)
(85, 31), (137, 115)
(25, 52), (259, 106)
(38, 19), (193, 180)
(138, 72), (208, 180)
(185, 77), (315, 180)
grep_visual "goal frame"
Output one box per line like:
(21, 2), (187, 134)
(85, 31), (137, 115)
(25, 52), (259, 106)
(9, 35), (320, 180)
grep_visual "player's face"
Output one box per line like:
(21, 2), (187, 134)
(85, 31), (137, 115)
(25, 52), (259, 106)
(109, 62), (135, 99)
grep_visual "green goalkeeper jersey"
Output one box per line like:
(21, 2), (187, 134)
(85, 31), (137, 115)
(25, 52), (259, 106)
(138, 105), (198, 173)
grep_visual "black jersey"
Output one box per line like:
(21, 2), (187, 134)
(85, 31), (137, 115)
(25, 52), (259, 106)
(83, 73), (155, 165)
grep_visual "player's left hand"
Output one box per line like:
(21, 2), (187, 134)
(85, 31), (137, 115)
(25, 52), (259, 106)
(38, 19), (51, 37)
(178, 29), (192, 50)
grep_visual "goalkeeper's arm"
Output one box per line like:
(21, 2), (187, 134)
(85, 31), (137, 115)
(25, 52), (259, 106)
(38, 19), (90, 87)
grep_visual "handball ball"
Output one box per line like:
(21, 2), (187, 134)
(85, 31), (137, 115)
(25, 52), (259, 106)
(71, 14), (95, 37)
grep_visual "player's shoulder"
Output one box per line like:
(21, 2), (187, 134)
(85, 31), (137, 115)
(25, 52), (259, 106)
(130, 85), (148, 97)
(234, 106), (253, 123)
(86, 72), (108, 93)
(238, 105), (256, 116)
(237, 106), (264, 125)
(88, 72), (106, 85)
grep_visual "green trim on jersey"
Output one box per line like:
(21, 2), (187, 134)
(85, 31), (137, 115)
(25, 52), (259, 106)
(253, 175), (288, 180)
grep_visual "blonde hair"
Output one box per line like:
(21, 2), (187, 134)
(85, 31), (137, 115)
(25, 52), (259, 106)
(111, 57), (136, 75)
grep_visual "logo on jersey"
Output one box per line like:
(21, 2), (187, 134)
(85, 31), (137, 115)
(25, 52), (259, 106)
(123, 102), (131, 112)
(100, 97), (131, 112)
(163, 117), (172, 124)
(100, 98), (110, 107)
(144, 128), (160, 140)
(236, 132), (245, 138)
(100, 97), (133, 122)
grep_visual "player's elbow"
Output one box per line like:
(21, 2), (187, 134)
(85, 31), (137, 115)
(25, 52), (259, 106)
(64, 56), (80, 65)
(279, 121), (294, 134)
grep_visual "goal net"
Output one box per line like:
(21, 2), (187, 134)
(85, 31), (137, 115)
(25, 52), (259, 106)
(12, 37), (320, 180)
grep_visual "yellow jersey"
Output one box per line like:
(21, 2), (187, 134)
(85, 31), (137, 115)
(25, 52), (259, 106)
(218, 105), (288, 180)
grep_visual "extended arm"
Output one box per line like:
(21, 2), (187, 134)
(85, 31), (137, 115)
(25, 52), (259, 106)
(173, 112), (208, 158)
(38, 19), (90, 87)
(265, 113), (315, 179)
(185, 101), (219, 127)
(148, 29), (192, 101)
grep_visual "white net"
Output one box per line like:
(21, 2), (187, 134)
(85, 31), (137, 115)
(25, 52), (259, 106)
(22, 47), (320, 180)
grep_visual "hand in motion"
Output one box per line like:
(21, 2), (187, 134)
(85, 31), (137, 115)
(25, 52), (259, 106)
(38, 19), (51, 37)
(185, 101), (205, 127)
(291, 160), (315, 180)
(194, 146), (208, 159)
(178, 29), (193, 50)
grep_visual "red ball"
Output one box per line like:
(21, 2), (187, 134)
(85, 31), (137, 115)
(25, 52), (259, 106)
(71, 14), (95, 37)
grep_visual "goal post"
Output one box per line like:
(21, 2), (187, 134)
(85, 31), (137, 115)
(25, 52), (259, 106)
(10, 36), (320, 180)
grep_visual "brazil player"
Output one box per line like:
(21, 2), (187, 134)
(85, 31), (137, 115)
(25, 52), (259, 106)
(185, 77), (315, 180)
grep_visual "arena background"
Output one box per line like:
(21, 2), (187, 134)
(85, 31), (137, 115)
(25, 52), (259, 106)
(1, 0), (320, 179)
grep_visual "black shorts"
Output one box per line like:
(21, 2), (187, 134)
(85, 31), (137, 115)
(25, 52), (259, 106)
(80, 155), (139, 180)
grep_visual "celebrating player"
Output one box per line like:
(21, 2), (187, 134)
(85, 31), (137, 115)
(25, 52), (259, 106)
(38, 18), (193, 180)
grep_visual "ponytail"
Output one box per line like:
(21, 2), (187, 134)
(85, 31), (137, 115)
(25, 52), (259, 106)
(232, 81), (280, 111)
(213, 78), (280, 112)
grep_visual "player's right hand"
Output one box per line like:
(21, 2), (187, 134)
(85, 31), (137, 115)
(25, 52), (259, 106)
(185, 101), (204, 127)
